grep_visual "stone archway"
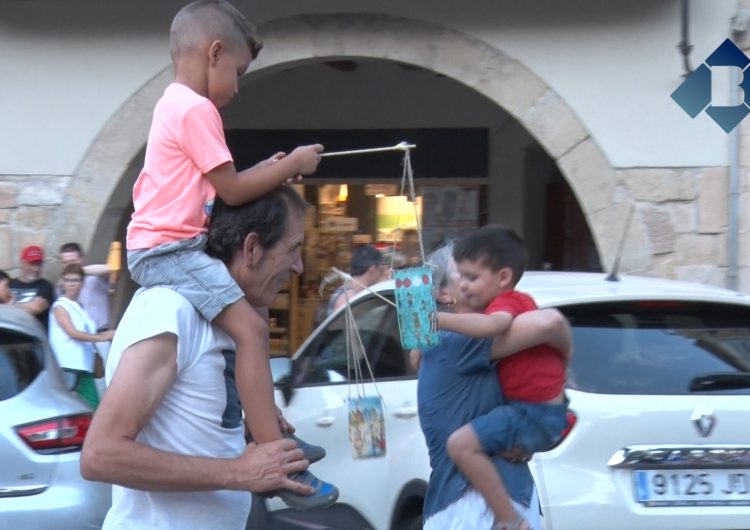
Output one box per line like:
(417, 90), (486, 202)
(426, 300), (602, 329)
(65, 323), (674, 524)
(54, 12), (648, 273)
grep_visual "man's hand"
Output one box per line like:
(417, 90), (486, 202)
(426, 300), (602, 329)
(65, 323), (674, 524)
(238, 439), (312, 494)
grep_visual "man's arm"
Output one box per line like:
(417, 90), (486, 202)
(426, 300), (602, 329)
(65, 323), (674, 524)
(437, 311), (514, 339)
(82, 264), (110, 277)
(490, 308), (572, 361)
(14, 296), (50, 316)
(80, 333), (311, 494)
(207, 145), (322, 206)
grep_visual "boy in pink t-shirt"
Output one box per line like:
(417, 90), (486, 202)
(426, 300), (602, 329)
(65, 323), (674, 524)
(437, 224), (571, 530)
(126, 0), (336, 509)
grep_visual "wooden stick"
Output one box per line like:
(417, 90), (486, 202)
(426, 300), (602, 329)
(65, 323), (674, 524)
(320, 141), (416, 158)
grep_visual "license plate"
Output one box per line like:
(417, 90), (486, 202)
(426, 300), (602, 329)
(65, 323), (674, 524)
(634, 470), (750, 506)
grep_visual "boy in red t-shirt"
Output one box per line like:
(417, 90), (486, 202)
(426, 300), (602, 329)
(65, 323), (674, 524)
(437, 224), (571, 530)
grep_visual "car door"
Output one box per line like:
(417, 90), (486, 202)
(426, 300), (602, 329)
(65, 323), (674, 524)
(271, 291), (428, 530)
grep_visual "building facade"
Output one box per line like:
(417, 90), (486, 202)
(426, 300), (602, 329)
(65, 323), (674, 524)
(2, 1), (749, 332)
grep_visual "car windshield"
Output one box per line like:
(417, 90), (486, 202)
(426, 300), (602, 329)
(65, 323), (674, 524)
(0, 331), (43, 401)
(292, 295), (412, 386)
(563, 301), (750, 395)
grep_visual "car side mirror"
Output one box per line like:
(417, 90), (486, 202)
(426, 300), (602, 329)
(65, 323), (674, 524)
(270, 356), (294, 406)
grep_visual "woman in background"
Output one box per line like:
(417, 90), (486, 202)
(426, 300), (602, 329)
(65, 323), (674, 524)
(48, 263), (114, 409)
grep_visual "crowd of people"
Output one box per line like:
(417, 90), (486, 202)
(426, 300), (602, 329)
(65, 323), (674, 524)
(2, 243), (115, 408)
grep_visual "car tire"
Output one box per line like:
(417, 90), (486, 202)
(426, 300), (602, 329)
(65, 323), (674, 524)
(395, 513), (422, 530)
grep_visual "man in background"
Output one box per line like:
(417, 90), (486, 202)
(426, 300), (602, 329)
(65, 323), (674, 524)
(59, 242), (112, 331)
(11, 245), (55, 329)
(325, 244), (388, 317)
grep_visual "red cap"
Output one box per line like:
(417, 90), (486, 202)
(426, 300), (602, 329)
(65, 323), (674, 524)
(21, 245), (44, 263)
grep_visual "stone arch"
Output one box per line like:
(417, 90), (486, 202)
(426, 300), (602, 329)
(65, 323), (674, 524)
(54, 12), (647, 273)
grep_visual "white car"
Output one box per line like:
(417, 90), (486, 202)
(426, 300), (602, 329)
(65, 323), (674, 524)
(250, 271), (750, 530)
(0, 305), (111, 528)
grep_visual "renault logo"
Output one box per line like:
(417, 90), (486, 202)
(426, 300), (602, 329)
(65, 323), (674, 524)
(691, 406), (716, 437)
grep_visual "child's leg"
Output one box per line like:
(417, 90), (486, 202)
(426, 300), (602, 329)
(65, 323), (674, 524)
(216, 299), (338, 510)
(216, 299), (281, 442)
(447, 424), (527, 528)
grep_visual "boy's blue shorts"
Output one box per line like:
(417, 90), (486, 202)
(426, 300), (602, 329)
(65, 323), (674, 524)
(470, 398), (569, 455)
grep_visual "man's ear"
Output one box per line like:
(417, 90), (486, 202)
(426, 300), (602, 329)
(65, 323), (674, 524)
(243, 232), (262, 267)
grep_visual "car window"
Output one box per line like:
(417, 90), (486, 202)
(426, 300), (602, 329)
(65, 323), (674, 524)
(292, 293), (413, 386)
(563, 301), (750, 395)
(0, 331), (43, 401)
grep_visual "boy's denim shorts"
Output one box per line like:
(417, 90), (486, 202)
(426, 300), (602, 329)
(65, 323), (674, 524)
(127, 234), (244, 322)
(471, 398), (569, 455)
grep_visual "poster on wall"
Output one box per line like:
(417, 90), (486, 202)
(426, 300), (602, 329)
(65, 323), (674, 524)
(421, 186), (479, 251)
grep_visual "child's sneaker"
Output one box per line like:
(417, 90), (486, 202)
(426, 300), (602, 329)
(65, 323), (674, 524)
(284, 432), (325, 463)
(275, 470), (339, 510)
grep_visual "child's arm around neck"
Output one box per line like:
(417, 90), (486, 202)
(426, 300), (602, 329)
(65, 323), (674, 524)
(437, 310), (513, 340)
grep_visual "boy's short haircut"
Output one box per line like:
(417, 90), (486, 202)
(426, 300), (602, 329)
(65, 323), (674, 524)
(170, 0), (263, 61)
(453, 224), (527, 285)
(350, 245), (383, 276)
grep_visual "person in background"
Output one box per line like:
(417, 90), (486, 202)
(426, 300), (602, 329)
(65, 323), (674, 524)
(59, 242), (112, 332)
(48, 263), (115, 409)
(0, 271), (15, 304)
(10, 245), (55, 329)
(325, 244), (388, 317)
(398, 228), (423, 268)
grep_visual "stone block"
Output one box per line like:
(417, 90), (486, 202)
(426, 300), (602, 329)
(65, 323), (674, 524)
(522, 90), (589, 159)
(558, 139), (617, 215)
(17, 176), (69, 206)
(14, 206), (49, 231)
(0, 227), (11, 270)
(667, 202), (697, 233)
(619, 168), (697, 202)
(641, 205), (674, 255)
(697, 167), (728, 233)
(0, 182), (18, 208)
(476, 58), (548, 120)
(649, 254), (676, 278)
(589, 201), (650, 274)
(674, 265), (727, 289)
(674, 233), (723, 266)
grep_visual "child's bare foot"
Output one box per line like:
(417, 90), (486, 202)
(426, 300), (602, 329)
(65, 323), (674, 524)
(492, 512), (530, 530)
